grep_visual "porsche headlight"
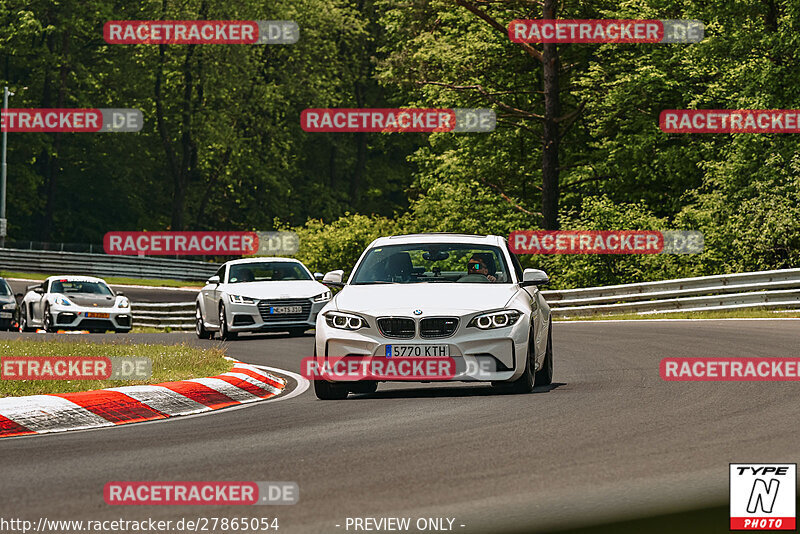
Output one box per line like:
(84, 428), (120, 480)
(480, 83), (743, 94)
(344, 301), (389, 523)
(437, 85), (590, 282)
(229, 295), (255, 304)
(313, 291), (332, 302)
(54, 297), (72, 307)
(117, 297), (130, 308)
(467, 310), (522, 330)
(325, 311), (368, 330)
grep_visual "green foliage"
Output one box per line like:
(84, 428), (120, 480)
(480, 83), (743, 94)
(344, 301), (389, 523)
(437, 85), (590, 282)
(1, 0), (798, 288)
(290, 213), (400, 274)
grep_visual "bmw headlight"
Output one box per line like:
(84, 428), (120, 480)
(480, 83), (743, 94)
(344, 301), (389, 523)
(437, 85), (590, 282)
(468, 310), (522, 330)
(54, 297), (72, 307)
(324, 311), (368, 330)
(313, 291), (332, 302)
(229, 295), (255, 304)
(117, 297), (130, 308)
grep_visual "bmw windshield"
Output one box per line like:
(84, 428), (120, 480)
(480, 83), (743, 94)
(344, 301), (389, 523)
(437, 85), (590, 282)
(350, 243), (512, 284)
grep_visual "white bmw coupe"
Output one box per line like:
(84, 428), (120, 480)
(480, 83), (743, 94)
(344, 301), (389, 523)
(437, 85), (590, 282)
(196, 257), (332, 340)
(313, 233), (553, 399)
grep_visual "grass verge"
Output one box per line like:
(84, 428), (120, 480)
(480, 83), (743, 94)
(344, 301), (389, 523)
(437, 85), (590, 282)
(0, 338), (231, 397)
(0, 270), (203, 289)
(558, 308), (800, 321)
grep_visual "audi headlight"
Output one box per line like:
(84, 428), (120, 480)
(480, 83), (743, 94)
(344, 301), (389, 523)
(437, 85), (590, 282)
(229, 295), (255, 304)
(117, 297), (130, 308)
(2, 302), (15, 310)
(325, 311), (368, 330)
(313, 291), (332, 302)
(54, 297), (72, 307)
(467, 310), (522, 330)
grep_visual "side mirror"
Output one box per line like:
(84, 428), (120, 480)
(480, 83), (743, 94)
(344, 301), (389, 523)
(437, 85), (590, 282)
(314, 272), (324, 281)
(33, 286), (44, 294)
(322, 269), (345, 288)
(207, 275), (220, 285)
(520, 268), (549, 287)
(115, 290), (125, 296)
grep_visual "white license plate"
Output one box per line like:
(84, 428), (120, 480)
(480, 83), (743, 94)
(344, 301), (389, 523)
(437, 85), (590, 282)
(0, 311), (12, 318)
(385, 344), (449, 358)
(271, 305), (303, 314)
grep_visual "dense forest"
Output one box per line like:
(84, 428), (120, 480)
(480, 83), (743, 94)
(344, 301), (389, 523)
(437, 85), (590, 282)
(1, 0), (798, 287)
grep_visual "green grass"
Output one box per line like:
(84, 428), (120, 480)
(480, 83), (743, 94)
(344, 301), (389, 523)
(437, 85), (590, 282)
(559, 308), (800, 321)
(0, 270), (204, 288)
(0, 339), (231, 397)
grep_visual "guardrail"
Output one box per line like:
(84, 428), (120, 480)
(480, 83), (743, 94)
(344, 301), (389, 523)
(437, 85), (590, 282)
(542, 268), (800, 317)
(0, 248), (220, 281)
(130, 268), (800, 330)
(132, 302), (196, 330)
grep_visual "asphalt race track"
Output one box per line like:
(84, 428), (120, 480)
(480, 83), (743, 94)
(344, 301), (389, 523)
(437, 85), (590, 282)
(1, 320), (799, 533)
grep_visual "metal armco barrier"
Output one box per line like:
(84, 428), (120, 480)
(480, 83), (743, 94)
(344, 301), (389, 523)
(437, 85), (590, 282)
(131, 269), (800, 329)
(0, 247), (220, 281)
(542, 268), (800, 317)
(132, 302), (196, 330)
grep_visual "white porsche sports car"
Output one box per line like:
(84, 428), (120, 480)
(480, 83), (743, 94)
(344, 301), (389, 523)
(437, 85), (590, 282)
(313, 233), (553, 399)
(195, 257), (332, 340)
(18, 275), (132, 333)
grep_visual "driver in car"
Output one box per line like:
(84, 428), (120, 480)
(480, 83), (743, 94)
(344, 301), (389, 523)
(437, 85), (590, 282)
(464, 256), (496, 282)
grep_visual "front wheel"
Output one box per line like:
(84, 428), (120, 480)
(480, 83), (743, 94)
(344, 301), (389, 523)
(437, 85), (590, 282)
(196, 305), (213, 339)
(534, 319), (553, 387)
(218, 304), (237, 341)
(19, 306), (33, 332)
(314, 379), (349, 400)
(43, 305), (55, 333)
(349, 381), (378, 395)
(493, 323), (536, 394)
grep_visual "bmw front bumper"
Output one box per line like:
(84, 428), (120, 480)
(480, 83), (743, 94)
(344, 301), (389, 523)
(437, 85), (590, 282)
(314, 312), (530, 383)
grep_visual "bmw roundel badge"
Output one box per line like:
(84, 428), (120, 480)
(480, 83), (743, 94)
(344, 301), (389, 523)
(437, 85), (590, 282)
(413, 309), (423, 315)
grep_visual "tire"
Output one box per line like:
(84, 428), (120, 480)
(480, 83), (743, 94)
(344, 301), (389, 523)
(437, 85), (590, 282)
(19, 306), (33, 332)
(288, 327), (307, 337)
(349, 381), (378, 395)
(494, 322), (536, 394)
(196, 305), (213, 339)
(534, 319), (553, 387)
(218, 304), (237, 341)
(314, 379), (349, 400)
(43, 305), (55, 333)
(311, 344), (348, 400)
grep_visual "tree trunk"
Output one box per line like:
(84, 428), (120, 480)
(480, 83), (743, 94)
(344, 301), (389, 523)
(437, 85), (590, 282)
(351, 82), (367, 202)
(41, 30), (69, 241)
(540, 0), (560, 230)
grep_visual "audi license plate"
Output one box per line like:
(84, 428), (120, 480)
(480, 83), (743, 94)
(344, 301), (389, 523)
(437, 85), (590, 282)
(271, 305), (302, 315)
(385, 344), (449, 358)
(86, 312), (109, 318)
(0, 311), (12, 318)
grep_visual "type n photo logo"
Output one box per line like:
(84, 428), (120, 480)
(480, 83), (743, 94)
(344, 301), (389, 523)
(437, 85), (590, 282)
(730, 464), (796, 530)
